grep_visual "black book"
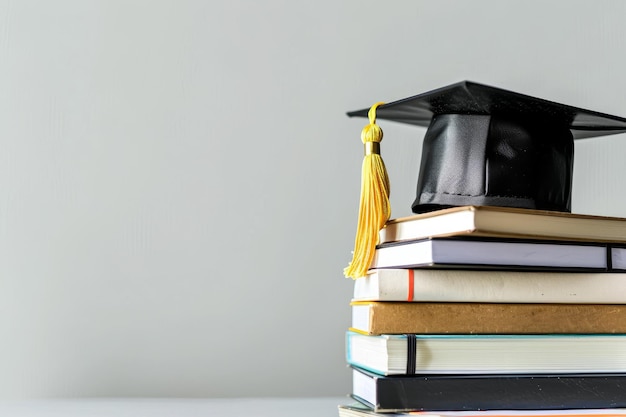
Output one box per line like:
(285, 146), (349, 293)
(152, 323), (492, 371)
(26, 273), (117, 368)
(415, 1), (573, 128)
(352, 367), (626, 412)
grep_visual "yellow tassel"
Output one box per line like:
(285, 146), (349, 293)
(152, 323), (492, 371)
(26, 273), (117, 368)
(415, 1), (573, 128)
(344, 102), (391, 279)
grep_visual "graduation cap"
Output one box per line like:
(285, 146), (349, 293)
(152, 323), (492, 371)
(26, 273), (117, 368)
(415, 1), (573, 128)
(343, 81), (626, 278)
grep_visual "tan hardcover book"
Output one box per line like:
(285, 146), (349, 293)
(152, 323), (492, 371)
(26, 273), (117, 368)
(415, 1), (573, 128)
(351, 301), (626, 335)
(379, 205), (626, 244)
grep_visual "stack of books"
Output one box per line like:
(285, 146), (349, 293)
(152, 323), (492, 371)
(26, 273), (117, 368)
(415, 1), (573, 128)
(340, 205), (626, 415)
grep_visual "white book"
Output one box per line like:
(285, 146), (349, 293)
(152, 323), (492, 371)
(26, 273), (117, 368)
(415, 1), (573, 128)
(338, 402), (626, 417)
(353, 268), (626, 303)
(371, 238), (608, 270)
(346, 331), (626, 375)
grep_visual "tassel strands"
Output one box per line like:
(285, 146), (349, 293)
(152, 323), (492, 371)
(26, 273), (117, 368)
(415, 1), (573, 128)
(344, 102), (391, 279)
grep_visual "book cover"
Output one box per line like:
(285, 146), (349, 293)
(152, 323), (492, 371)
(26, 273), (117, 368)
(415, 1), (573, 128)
(351, 302), (626, 335)
(379, 206), (626, 245)
(353, 269), (626, 303)
(352, 367), (626, 412)
(346, 331), (626, 375)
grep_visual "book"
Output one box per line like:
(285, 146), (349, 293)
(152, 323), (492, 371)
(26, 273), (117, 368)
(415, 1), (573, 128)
(351, 367), (626, 412)
(379, 205), (626, 245)
(338, 402), (626, 417)
(353, 269), (626, 303)
(370, 237), (610, 271)
(345, 331), (626, 375)
(351, 302), (626, 335)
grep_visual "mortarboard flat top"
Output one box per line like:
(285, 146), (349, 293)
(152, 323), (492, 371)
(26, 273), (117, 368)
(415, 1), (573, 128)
(347, 81), (626, 139)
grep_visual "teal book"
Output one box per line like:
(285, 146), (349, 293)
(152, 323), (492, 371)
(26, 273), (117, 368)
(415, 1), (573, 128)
(346, 331), (626, 376)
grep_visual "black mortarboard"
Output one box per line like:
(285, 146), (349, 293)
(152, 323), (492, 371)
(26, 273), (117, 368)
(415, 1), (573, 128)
(348, 81), (626, 214)
(343, 81), (626, 278)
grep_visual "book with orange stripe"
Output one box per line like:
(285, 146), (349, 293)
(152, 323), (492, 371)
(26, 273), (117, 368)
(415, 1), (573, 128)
(353, 269), (626, 303)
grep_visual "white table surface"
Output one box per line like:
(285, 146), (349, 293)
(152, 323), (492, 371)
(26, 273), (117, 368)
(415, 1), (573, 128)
(0, 397), (349, 417)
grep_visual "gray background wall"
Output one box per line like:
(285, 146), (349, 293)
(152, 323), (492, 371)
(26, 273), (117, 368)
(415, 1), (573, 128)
(1, 0), (625, 398)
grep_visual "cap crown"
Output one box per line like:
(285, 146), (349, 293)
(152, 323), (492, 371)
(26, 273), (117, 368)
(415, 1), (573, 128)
(413, 114), (573, 213)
